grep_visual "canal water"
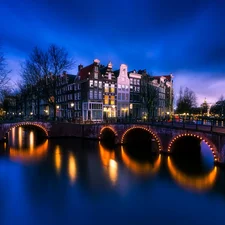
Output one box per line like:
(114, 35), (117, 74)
(0, 127), (225, 225)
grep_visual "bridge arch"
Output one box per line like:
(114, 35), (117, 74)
(121, 126), (162, 152)
(5, 122), (49, 138)
(99, 126), (118, 141)
(168, 133), (219, 162)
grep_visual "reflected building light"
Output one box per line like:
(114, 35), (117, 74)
(11, 127), (15, 146)
(10, 140), (48, 164)
(55, 145), (62, 175)
(99, 142), (118, 185)
(109, 159), (118, 185)
(18, 127), (22, 149)
(167, 156), (217, 192)
(4, 142), (6, 151)
(68, 152), (77, 185)
(29, 131), (34, 152)
(121, 146), (161, 176)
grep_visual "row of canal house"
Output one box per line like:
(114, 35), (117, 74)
(55, 59), (173, 122)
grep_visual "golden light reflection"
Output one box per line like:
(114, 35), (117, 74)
(167, 156), (217, 192)
(121, 146), (161, 176)
(4, 142), (7, 151)
(18, 127), (22, 149)
(9, 139), (48, 164)
(99, 142), (118, 185)
(29, 131), (34, 152)
(55, 145), (61, 175)
(11, 127), (15, 146)
(68, 152), (77, 184)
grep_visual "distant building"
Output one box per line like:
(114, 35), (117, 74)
(101, 62), (117, 119)
(128, 70), (142, 118)
(115, 64), (130, 118)
(77, 59), (103, 122)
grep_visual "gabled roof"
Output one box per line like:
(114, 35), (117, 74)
(152, 74), (173, 82)
(78, 64), (95, 80)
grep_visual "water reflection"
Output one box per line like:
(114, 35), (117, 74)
(121, 146), (161, 176)
(68, 152), (77, 184)
(8, 127), (48, 164)
(9, 140), (48, 164)
(167, 156), (217, 192)
(99, 142), (118, 185)
(54, 145), (61, 175)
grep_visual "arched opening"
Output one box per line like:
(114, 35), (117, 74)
(6, 122), (48, 141)
(121, 127), (162, 153)
(168, 133), (218, 180)
(99, 126), (117, 145)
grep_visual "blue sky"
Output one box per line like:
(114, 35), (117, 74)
(1, 0), (225, 105)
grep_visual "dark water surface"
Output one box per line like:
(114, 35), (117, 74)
(0, 127), (225, 225)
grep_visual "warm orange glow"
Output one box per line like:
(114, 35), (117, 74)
(100, 126), (117, 137)
(8, 122), (48, 137)
(68, 152), (77, 184)
(121, 146), (161, 176)
(11, 127), (15, 146)
(99, 142), (118, 185)
(18, 127), (22, 149)
(29, 131), (34, 152)
(55, 145), (61, 175)
(167, 156), (217, 192)
(9, 139), (48, 164)
(3, 142), (6, 151)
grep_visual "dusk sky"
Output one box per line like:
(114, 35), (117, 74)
(1, 0), (225, 105)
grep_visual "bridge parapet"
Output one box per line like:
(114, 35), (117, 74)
(1, 121), (225, 166)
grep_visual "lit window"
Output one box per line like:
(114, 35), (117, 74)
(122, 85), (125, 91)
(94, 80), (98, 87)
(98, 91), (102, 99)
(99, 81), (102, 88)
(108, 72), (111, 80)
(110, 96), (115, 105)
(89, 90), (93, 99)
(94, 72), (98, 79)
(105, 83), (109, 92)
(90, 80), (93, 87)
(110, 84), (115, 93)
(94, 90), (98, 99)
(104, 95), (109, 104)
(118, 84), (121, 90)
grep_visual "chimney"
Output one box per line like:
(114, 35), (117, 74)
(78, 64), (83, 71)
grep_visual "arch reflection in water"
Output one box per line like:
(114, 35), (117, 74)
(167, 156), (217, 192)
(99, 142), (118, 185)
(68, 152), (77, 185)
(9, 140), (48, 164)
(121, 146), (161, 176)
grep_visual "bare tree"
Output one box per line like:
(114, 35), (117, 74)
(21, 44), (75, 120)
(176, 87), (197, 114)
(0, 46), (11, 97)
(141, 73), (159, 120)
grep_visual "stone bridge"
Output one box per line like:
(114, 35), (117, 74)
(1, 121), (225, 166)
